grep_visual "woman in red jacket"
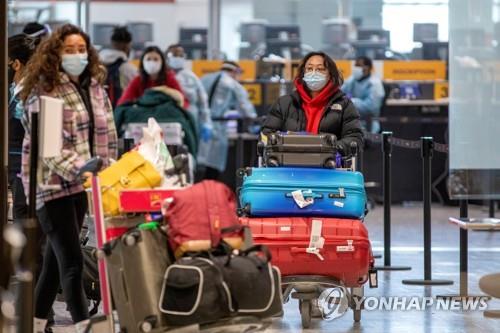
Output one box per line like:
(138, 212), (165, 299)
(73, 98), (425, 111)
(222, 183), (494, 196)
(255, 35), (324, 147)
(263, 51), (363, 153)
(117, 45), (187, 107)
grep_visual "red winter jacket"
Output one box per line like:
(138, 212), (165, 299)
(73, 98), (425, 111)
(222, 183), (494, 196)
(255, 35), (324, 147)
(117, 69), (188, 108)
(294, 79), (339, 134)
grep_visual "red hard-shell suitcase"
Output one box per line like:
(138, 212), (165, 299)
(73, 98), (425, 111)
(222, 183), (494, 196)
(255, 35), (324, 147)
(239, 217), (373, 287)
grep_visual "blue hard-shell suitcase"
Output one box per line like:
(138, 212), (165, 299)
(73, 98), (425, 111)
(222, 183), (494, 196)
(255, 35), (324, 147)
(238, 167), (366, 219)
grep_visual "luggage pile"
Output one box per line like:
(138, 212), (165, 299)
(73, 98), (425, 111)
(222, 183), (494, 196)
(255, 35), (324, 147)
(81, 122), (281, 332)
(237, 132), (377, 328)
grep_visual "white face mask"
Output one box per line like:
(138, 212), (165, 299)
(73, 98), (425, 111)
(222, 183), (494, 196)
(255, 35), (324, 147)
(61, 53), (88, 77)
(303, 71), (328, 91)
(352, 66), (364, 80)
(143, 60), (162, 75)
(168, 56), (186, 70)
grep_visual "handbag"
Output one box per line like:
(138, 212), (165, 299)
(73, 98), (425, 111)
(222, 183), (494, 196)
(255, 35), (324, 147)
(87, 151), (162, 216)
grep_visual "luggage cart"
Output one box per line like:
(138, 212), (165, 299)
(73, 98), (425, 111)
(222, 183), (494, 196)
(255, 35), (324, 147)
(85, 174), (269, 332)
(282, 275), (364, 329)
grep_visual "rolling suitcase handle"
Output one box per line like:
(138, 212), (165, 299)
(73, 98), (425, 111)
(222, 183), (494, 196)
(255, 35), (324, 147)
(284, 188), (346, 200)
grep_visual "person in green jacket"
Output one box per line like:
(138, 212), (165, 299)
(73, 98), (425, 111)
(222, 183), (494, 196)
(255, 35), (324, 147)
(114, 88), (199, 156)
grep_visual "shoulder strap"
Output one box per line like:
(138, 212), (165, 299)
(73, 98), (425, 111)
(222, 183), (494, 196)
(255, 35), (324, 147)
(208, 73), (223, 107)
(204, 181), (221, 246)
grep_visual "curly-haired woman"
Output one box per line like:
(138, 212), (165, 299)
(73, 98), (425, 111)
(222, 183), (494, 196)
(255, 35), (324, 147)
(20, 24), (117, 332)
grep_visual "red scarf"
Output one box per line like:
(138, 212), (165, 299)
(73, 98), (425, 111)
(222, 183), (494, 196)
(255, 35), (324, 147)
(294, 79), (339, 134)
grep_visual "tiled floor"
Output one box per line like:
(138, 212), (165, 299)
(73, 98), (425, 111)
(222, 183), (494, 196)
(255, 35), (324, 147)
(21, 204), (500, 332)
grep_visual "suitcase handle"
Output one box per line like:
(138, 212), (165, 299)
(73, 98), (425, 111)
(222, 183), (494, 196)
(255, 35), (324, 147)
(285, 192), (324, 199)
(290, 247), (307, 254)
(284, 188), (346, 200)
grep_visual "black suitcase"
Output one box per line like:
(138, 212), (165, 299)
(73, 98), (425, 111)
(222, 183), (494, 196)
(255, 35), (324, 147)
(261, 132), (337, 168)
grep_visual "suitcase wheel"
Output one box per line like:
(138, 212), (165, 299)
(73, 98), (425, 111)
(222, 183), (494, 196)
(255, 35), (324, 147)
(299, 299), (312, 329)
(139, 315), (157, 332)
(324, 158), (336, 169)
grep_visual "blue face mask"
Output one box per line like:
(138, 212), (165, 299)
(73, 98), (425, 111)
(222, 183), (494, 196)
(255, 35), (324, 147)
(303, 71), (328, 91)
(352, 66), (364, 80)
(168, 56), (186, 70)
(61, 53), (88, 77)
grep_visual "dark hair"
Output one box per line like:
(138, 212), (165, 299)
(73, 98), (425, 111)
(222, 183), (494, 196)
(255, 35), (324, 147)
(166, 43), (182, 53)
(221, 60), (241, 72)
(21, 24), (105, 101)
(23, 22), (46, 35)
(355, 56), (373, 69)
(139, 46), (168, 90)
(296, 51), (343, 87)
(111, 26), (132, 44)
(8, 34), (36, 65)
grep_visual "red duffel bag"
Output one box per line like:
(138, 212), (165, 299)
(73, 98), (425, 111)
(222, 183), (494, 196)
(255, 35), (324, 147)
(165, 180), (243, 258)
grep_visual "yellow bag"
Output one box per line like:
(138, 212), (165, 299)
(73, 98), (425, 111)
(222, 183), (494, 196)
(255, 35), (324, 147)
(86, 151), (162, 216)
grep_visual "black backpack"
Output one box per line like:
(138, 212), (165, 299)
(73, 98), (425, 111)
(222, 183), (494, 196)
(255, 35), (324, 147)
(105, 58), (125, 108)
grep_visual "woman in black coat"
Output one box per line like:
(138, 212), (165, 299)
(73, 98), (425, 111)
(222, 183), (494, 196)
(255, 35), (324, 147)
(262, 51), (363, 153)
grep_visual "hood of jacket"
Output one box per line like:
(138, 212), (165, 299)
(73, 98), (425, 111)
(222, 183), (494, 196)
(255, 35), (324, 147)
(99, 48), (128, 65)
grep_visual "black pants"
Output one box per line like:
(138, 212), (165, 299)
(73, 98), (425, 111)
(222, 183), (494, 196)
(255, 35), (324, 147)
(35, 192), (89, 323)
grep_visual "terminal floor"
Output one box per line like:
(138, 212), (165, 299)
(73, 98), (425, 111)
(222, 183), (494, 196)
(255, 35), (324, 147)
(49, 204), (500, 333)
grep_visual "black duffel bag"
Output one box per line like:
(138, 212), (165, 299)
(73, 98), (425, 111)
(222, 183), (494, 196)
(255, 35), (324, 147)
(159, 255), (233, 327)
(213, 244), (283, 318)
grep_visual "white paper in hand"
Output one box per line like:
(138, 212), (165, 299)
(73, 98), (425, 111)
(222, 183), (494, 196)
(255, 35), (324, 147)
(39, 96), (64, 158)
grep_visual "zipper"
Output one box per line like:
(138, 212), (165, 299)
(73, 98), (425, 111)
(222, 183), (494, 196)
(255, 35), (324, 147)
(243, 184), (364, 195)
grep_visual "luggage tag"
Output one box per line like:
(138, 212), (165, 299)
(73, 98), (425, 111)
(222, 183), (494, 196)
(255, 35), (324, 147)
(291, 190), (314, 208)
(369, 268), (378, 288)
(306, 219), (325, 261)
(336, 240), (355, 252)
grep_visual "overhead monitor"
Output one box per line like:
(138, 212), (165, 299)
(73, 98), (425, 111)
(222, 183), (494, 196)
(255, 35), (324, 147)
(126, 22), (153, 49)
(266, 25), (300, 42)
(322, 22), (349, 44)
(179, 28), (207, 44)
(240, 22), (267, 44)
(357, 29), (390, 45)
(92, 23), (117, 47)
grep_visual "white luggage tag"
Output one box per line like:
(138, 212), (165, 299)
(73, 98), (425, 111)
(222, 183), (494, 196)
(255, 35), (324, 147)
(337, 240), (355, 252)
(291, 189), (314, 208)
(306, 219), (325, 261)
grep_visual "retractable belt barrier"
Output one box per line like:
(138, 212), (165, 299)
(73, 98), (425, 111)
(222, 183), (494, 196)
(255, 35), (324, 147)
(364, 132), (449, 154)
(365, 130), (454, 286)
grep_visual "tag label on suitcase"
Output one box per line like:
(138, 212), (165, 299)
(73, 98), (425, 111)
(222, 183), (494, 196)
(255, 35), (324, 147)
(291, 190), (314, 208)
(307, 219), (325, 260)
(337, 240), (355, 252)
(369, 268), (378, 288)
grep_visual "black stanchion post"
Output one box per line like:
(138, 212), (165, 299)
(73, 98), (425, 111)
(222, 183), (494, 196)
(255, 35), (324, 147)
(17, 112), (39, 333)
(459, 200), (468, 295)
(235, 118), (245, 188)
(488, 200), (495, 218)
(0, 0), (7, 328)
(437, 200), (490, 300)
(375, 132), (411, 271)
(402, 137), (453, 286)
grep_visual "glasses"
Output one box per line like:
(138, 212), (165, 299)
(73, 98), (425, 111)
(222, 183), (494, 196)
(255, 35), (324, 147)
(305, 67), (328, 74)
